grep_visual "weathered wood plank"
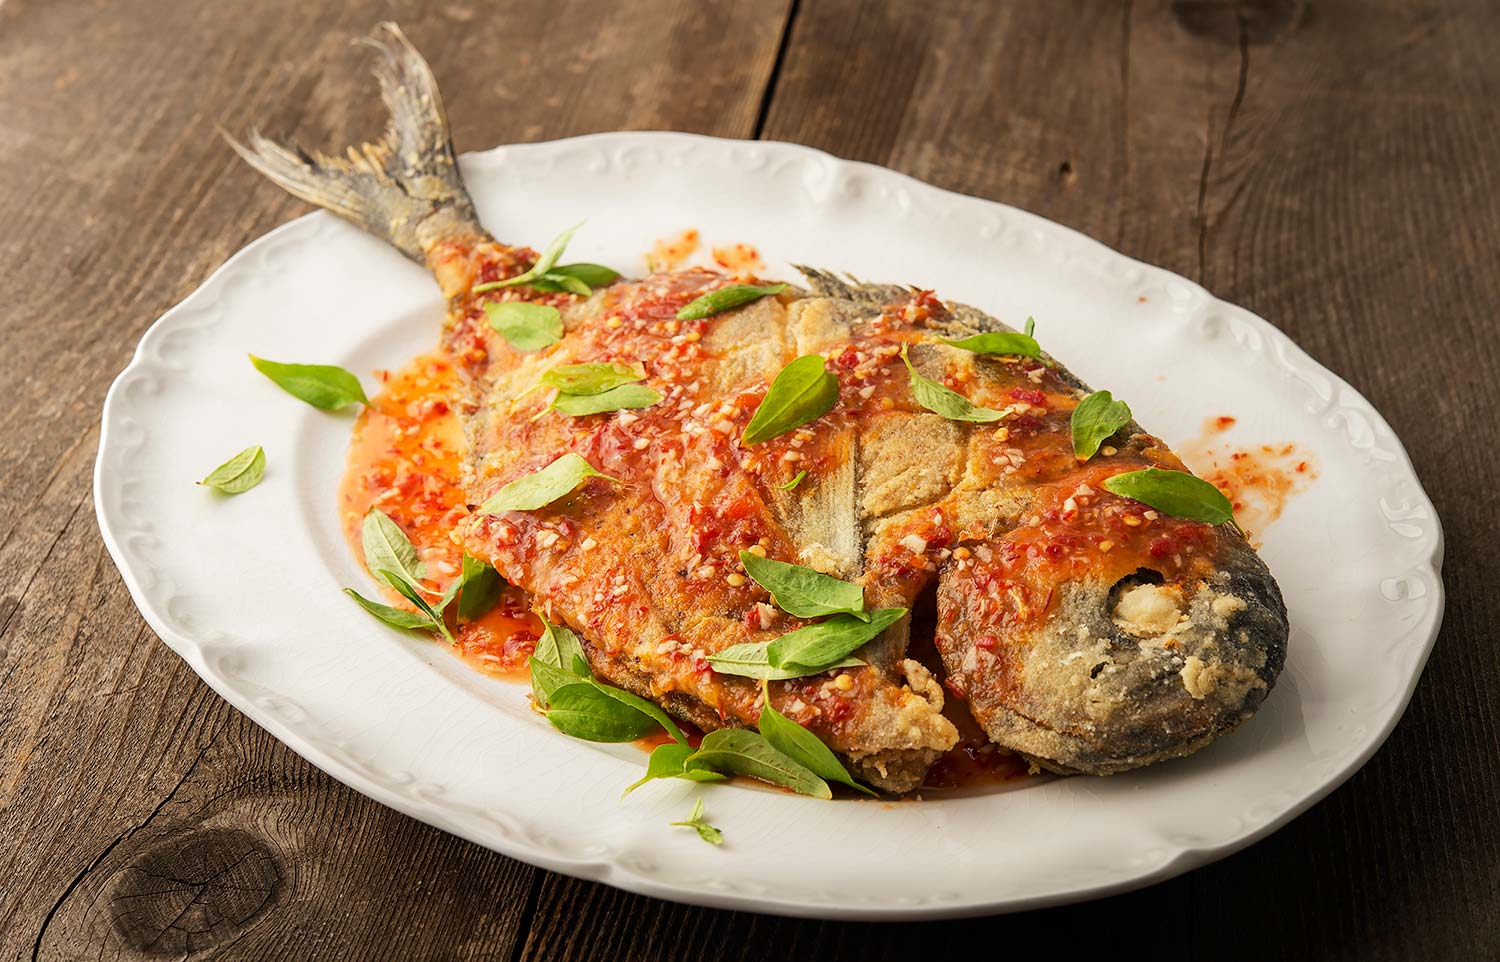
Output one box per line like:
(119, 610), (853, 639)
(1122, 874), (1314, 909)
(520, 0), (1500, 958)
(0, 1), (789, 958)
(5, 0), (1499, 958)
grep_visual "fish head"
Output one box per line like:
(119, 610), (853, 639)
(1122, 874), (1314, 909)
(934, 522), (1288, 775)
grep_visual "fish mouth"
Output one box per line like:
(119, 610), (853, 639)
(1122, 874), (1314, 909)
(934, 541), (1289, 775)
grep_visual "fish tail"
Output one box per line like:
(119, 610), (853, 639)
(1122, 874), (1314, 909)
(226, 22), (487, 262)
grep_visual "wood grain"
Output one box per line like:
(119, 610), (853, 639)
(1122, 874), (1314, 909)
(0, 1), (789, 959)
(4, 0), (1498, 959)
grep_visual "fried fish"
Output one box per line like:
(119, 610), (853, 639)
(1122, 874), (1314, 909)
(231, 24), (1288, 791)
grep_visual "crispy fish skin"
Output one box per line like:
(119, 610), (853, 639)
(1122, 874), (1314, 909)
(232, 24), (1288, 789)
(451, 270), (958, 792)
(818, 277), (1288, 774)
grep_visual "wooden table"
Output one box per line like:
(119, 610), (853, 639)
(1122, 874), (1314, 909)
(4, 1), (1495, 958)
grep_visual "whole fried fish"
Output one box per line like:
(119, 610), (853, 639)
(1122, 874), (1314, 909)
(232, 24), (1288, 791)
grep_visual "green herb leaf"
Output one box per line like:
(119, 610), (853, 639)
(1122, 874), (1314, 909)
(199, 445), (265, 494)
(742, 354), (839, 445)
(1102, 467), (1241, 532)
(540, 361), (646, 395)
(528, 655), (579, 709)
(676, 282), (786, 321)
(453, 553), (504, 622)
(551, 383), (663, 417)
(685, 728), (831, 799)
(544, 683), (659, 742)
(485, 301), (564, 352)
(472, 223), (582, 294)
(249, 356), (367, 410)
(533, 620), (589, 673)
(758, 681), (875, 796)
(940, 317), (1042, 359)
(1071, 390), (1133, 461)
(534, 272), (592, 296)
(553, 263), (620, 286)
(377, 569), (453, 642)
(587, 682), (687, 744)
(344, 588), (442, 633)
(777, 470), (807, 492)
(362, 509), (427, 588)
(705, 643), (864, 680)
(530, 263), (621, 296)
(478, 453), (617, 514)
(766, 607), (906, 671)
(533, 620), (684, 742)
(900, 345), (1005, 423)
(623, 743), (727, 797)
(738, 551), (866, 621)
(669, 797), (725, 845)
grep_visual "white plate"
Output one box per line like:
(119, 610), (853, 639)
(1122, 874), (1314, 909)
(95, 132), (1444, 919)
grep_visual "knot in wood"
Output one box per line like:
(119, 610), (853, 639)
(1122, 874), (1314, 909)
(1171, 0), (1306, 47)
(108, 828), (282, 954)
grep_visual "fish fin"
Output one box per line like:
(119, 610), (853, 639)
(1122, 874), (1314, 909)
(792, 265), (916, 312)
(792, 264), (855, 298)
(225, 22), (486, 262)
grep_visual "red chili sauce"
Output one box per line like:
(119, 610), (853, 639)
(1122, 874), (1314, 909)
(338, 351), (542, 678)
(1178, 415), (1317, 544)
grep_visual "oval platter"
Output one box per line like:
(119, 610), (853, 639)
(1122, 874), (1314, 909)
(94, 132), (1444, 919)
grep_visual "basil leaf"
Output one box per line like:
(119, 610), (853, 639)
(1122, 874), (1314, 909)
(545, 683), (659, 742)
(590, 682), (688, 744)
(541, 361), (646, 395)
(479, 453), (617, 514)
(1102, 468), (1242, 533)
(472, 222), (581, 293)
(706, 643), (864, 680)
(556, 626), (589, 675)
(1071, 390), (1133, 461)
(378, 569), (453, 642)
(529, 655), (579, 709)
(531, 273), (592, 296)
(676, 282), (786, 321)
(199, 445), (265, 494)
(777, 470), (807, 492)
(362, 509), (427, 587)
(940, 330), (1042, 359)
(533, 619), (589, 673)
(738, 551), (866, 621)
(485, 301), (564, 352)
(533, 622), (561, 667)
(623, 743), (727, 796)
(538, 619), (682, 742)
(758, 681), (874, 796)
(250, 355), (367, 410)
(941, 316), (1041, 358)
(550, 383), (662, 417)
(900, 345), (1004, 423)
(766, 607), (907, 671)
(454, 553), (504, 622)
(344, 588), (441, 632)
(530, 263), (621, 296)
(669, 797), (725, 845)
(551, 263), (620, 287)
(685, 728), (832, 799)
(742, 354), (839, 445)
(690, 821), (724, 846)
